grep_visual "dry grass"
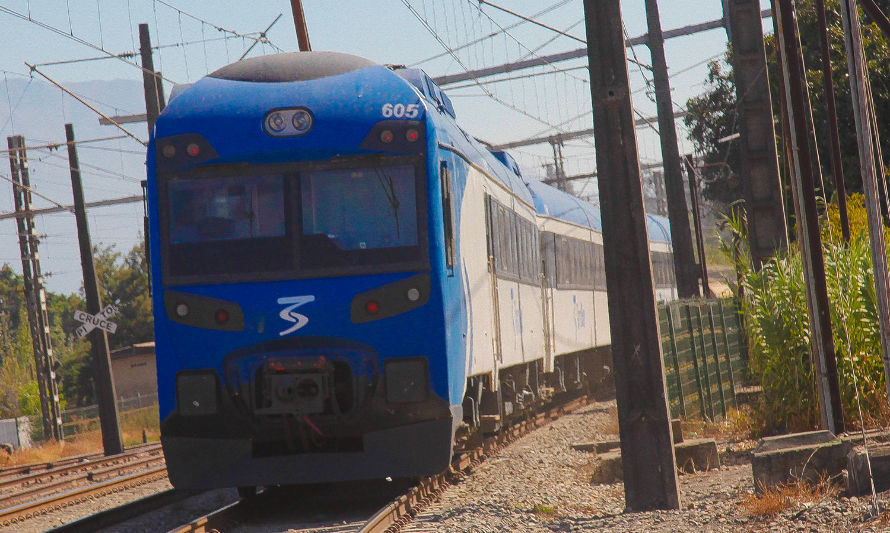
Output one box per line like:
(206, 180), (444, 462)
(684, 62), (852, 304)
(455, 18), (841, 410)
(681, 406), (755, 441)
(0, 406), (160, 468)
(740, 477), (839, 517)
(600, 405), (620, 436)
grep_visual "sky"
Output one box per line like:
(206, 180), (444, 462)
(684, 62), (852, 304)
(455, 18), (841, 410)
(0, 0), (772, 295)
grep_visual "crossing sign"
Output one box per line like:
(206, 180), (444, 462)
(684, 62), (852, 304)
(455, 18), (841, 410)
(74, 304), (119, 338)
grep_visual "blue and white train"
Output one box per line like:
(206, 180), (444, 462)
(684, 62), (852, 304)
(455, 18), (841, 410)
(146, 51), (676, 492)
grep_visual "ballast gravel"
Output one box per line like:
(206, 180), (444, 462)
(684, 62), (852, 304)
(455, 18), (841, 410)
(9, 399), (890, 532)
(400, 400), (890, 533)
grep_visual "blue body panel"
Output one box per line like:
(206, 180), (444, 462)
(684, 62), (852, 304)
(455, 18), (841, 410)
(148, 61), (463, 425)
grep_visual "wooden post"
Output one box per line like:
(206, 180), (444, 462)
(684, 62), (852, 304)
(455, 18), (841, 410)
(723, 0), (788, 267)
(583, 0), (680, 511)
(67, 123), (123, 455)
(644, 0), (699, 298)
(774, 0), (845, 434)
(290, 0), (312, 51)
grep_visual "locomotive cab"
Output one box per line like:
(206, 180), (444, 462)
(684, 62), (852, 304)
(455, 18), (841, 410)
(148, 52), (461, 489)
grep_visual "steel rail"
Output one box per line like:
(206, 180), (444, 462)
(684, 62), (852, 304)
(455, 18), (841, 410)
(0, 442), (159, 479)
(47, 488), (201, 533)
(0, 444), (163, 506)
(0, 465), (168, 527)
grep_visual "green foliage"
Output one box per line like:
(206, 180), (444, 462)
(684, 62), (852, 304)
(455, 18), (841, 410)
(683, 60), (742, 208)
(684, 0), (890, 212)
(16, 380), (40, 417)
(728, 200), (890, 434)
(0, 241), (152, 414)
(93, 241), (153, 350)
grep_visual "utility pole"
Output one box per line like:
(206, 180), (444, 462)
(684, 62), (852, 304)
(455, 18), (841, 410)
(66, 124), (123, 455)
(139, 23), (166, 135)
(815, 0), (849, 241)
(583, 0), (680, 512)
(684, 156), (712, 298)
(8, 135), (64, 441)
(644, 0), (699, 298)
(549, 138), (567, 192)
(838, 0), (890, 402)
(652, 171), (668, 217)
(290, 0), (311, 51)
(773, 0), (844, 434)
(724, 0), (788, 268)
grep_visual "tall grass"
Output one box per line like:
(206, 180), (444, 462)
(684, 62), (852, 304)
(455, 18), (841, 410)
(0, 406), (160, 467)
(726, 196), (890, 435)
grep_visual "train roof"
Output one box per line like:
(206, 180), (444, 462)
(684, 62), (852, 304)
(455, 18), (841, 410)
(526, 179), (673, 244)
(526, 180), (602, 230)
(209, 52), (376, 83)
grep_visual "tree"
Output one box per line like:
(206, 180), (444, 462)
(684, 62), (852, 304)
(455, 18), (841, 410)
(684, 60), (742, 208)
(684, 0), (890, 211)
(93, 240), (153, 350)
(0, 240), (153, 413)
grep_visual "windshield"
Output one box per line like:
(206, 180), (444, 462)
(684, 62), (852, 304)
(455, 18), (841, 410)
(169, 175), (285, 243)
(161, 160), (426, 282)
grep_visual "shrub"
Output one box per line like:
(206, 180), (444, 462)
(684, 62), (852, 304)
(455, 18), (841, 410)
(727, 198), (890, 434)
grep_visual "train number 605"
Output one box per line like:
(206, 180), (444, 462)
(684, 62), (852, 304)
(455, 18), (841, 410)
(381, 103), (420, 119)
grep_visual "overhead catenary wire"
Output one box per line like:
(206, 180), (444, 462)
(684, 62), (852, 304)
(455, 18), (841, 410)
(0, 5), (178, 85)
(26, 64), (147, 147)
(401, 0), (583, 137)
(152, 0), (284, 52)
(410, 0), (573, 67)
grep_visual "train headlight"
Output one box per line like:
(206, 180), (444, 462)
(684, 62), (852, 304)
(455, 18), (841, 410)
(161, 143), (176, 158)
(292, 109), (313, 133)
(175, 303), (190, 318)
(406, 288), (420, 302)
(385, 358), (428, 403)
(177, 371), (218, 416)
(263, 107), (314, 137)
(265, 111), (288, 133)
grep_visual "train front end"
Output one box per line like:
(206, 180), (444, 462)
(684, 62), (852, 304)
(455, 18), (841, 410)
(147, 52), (457, 489)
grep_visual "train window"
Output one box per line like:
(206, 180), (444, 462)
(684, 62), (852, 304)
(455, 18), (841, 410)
(165, 173), (290, 277)
(168, 175), (285, 244)
(440, 162), (456, 271)
(299, 164), (421, 268)
(301, 165), (418, 250)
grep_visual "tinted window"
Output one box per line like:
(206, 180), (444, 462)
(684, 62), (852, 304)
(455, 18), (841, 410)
(301, 165), (418, 250)
(169, 175), (285, 244)
(162, 161), (425, 282)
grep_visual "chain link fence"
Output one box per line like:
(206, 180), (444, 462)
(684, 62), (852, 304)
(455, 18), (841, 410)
(2, 393), (159, 447)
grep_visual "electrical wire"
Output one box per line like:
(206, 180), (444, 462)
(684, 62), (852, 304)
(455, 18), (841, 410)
(0, 5), (178, 85)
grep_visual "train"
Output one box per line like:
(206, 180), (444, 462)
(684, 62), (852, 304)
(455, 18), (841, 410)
(146, 51), (676, 493)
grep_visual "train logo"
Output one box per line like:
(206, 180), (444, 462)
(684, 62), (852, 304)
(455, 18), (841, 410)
(276, 295), (315, 336)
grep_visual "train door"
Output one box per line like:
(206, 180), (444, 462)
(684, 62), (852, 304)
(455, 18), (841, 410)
(540, 231), (556, 372)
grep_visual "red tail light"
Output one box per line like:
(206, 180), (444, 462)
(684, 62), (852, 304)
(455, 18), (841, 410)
(214, 308), (230, 324)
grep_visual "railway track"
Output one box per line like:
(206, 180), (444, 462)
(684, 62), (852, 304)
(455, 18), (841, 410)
(166, 392), (591, 533)
(0, 442), (166, 528)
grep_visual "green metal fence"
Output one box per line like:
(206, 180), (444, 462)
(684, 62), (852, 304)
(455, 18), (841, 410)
(658, 298), (746, 421)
